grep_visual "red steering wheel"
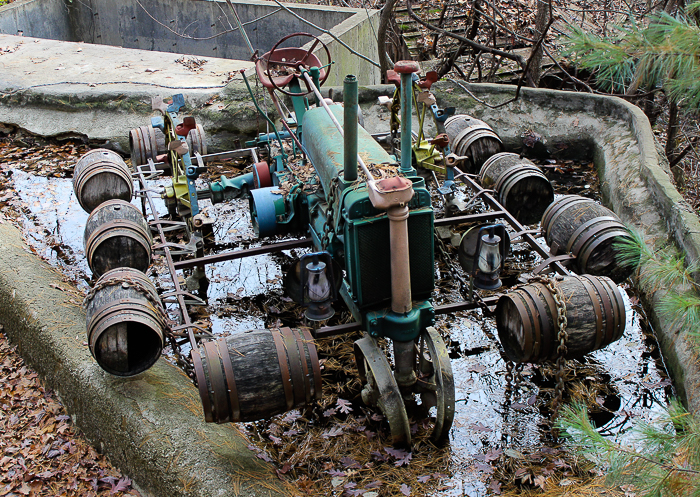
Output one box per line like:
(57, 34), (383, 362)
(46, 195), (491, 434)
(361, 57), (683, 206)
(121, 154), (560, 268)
(255, 33), (331, 97)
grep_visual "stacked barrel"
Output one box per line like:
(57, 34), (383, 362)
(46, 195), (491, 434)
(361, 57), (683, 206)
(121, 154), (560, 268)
(445, 115), (639, 363)
(74, 149), (162, 377)
(73, 146), (322, 423)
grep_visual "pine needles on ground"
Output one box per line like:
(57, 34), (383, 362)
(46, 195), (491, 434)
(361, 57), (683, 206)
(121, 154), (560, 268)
(558, 401), (700, 497)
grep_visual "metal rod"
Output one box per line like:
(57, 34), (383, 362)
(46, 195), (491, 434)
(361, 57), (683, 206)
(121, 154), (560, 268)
(434, 211), (507, 226)
(301, 71), (374, 181)
(400, 71), (413, 174)
(224, 0), (256, 58)
(454, 168), (570, 276)
(343, 75), (358, 182)
(314, 296), (501, 338)
(173, 238), (313, 270)
(134, 165), (206, 363)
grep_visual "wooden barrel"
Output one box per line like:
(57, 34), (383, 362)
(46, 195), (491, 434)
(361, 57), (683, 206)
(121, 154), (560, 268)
(73, 149), (133, 213)
(541, 195), (638, 282)
(130, 124), (207, 167)
(193, 327), (322, 423)
(85, 268), (165, 376)
(495, 275), (626, 363)
(83, 200), (153, 278)
(444, 114), (503, 173)
(478, 152), (554, 225)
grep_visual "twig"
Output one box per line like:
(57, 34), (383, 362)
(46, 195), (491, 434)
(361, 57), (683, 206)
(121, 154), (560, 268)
(266, 0), (381, 68)
(134, 0), (281, 41)
(405, 0), (528, 70)
(670, 136), (699, 168)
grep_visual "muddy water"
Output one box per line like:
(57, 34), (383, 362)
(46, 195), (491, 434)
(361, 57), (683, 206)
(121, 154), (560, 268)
(4, 153), (672, 496)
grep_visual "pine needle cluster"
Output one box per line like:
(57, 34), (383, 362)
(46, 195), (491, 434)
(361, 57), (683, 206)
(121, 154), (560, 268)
(562, 2), (700, 110)
(614, 230), (700, 333)
(558, 401), (700, 496)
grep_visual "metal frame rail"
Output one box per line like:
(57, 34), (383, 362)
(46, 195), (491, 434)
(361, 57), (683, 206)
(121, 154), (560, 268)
(134, 162), (211, 379)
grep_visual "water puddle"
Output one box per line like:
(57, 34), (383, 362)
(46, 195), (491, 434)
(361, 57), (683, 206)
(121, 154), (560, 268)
(1, 139), (672, 496)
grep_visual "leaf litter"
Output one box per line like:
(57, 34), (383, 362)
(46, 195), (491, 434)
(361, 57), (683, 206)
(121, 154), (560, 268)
(0, 326), (139, 497)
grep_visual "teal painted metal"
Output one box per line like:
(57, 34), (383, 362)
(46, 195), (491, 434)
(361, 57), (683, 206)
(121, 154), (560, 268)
(400, 72), (416, 176)
(366, 301), (435, 342)
(302, 105), (395, 196)
(343, 75), (358, 183)
(208, 173), (254, 204)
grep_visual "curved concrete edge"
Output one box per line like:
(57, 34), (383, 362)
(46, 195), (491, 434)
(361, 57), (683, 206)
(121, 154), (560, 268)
(0, 222), (284, 497)
(0, 80), (262, 154)
(423, 81), (700, 413)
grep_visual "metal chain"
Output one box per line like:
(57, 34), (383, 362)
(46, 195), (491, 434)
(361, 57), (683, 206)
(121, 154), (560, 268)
(504, 361), (514, 405)
(530, 275), (569, 420)
(84, 275), (171, 331)
(320, 176), (340, 250)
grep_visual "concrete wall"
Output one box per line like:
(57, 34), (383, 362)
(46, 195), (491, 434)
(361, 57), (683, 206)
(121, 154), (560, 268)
(0, 0), (73, 40)
(64, 0), (353, 60)
(0, 0), (381, 86)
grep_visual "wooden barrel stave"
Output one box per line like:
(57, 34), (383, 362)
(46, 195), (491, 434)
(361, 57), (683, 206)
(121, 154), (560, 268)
(479, 152), (554, 225)
(541, 195), (637, 282)
(84, 199), (153, 278)
(130, 124), (207, 167)
(85, 268), (165, 376)
(496, 275), (626, 363)
(445, 115), (503, 173)
(73, 149), (133, 213)
(195, 327), (322, 423)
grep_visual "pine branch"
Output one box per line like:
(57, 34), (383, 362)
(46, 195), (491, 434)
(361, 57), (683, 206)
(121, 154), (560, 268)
(559, 402), (700, 496)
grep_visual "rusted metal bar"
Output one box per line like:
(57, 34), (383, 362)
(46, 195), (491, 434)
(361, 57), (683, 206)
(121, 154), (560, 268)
(455, 169), (570, 276)
(133, 164), (212, 379)
(172, 238), (314, 270)
(434, 210), (506, 226)
(314, 296), (501, 338)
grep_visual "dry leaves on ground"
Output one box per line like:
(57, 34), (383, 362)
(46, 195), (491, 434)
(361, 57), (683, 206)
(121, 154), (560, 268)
(0, 327), (139, 497)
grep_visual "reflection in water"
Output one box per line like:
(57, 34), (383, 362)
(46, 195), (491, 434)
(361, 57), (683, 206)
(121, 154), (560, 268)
(9, 168), (671, 496)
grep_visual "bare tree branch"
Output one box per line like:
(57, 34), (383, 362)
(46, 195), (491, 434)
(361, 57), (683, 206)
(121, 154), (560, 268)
(405, 0), (528, 70)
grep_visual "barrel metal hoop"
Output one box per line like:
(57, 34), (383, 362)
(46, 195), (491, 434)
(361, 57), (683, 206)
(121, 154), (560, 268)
(541, 196), (592, 238)
(271, 328), (295, 411)
(191, 349), (213, 423)
(509, 292), (535, 363)
(565, 216), (620, 254)
(129, 128), (145, 167)
(568, 218), (624, 255)
(280, 327), (307, 406)
(203, 340), (230, 423)
(86, 220), (153, 261)
(89, 311), (164, 357)
(300, 327), (322, 401)
(478, 152), (515, 182)
(578, 275), (604, 350)
(456, 129), (502, 158)
(290, 328), (312, 405)
(535, 282), (559, 360)
(578, 230), (630, 272)
(585, 275), (619, 345)
(497, 168), (550, 207)
(88, 299), (165, 340)
(216, 338), (241, 422)
(519, 285), (547, 361)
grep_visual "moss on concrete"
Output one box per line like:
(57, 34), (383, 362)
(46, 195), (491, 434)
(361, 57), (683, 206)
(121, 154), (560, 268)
(0, 223), (284, 497)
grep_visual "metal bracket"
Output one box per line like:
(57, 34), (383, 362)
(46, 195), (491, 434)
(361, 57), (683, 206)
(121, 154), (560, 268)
(532, 254), (576, 275)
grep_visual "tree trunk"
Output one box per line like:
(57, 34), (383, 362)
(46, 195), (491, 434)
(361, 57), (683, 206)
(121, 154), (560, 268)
(378, 0), (402, 82)
(665, 99), (685, 186)
(525, 0), (550, 87)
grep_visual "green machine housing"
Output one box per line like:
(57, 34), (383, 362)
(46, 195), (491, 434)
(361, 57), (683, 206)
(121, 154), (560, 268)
(301, 105), (435, 335)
